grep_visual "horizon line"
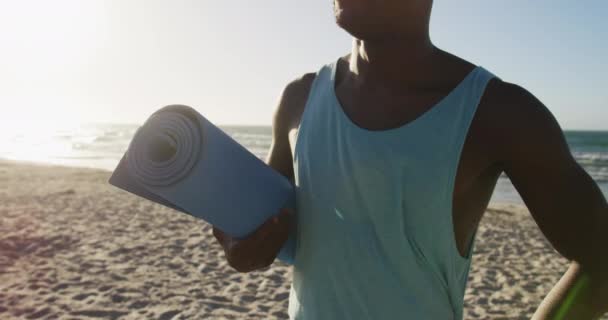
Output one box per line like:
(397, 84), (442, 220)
(77, 120), (608, 132)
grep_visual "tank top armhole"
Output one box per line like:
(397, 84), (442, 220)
(449, 67), (499, 264)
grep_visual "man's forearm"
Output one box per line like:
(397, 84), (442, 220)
(532, 261), (608, 320)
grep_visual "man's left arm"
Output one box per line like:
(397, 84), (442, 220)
(490, 82), (608, 319)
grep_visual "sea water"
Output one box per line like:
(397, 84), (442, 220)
(1, 123), (606, 205)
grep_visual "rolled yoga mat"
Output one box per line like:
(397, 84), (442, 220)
(108, 104), (297, 264)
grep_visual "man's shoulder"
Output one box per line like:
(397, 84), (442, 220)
(282, 72), (317, 108)
(483, 78), (537, 108)
(480, 77), (552, 131)
(286, 72), (317, 93)
(479, 75), (568, 163)
(273, 72), (317, 131)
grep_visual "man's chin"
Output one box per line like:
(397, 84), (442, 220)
(335, 19), (382, 41)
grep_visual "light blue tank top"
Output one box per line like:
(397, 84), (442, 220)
(287, 58), (498, 320)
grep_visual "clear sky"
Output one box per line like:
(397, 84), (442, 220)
(1, 0), (606, 130)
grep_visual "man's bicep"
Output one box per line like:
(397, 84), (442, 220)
(497, 85), (608, 262)
(505, 149), (603, 260)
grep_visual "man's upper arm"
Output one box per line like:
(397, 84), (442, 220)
(491, 82), (608, 268)
(265, 73), (316, 183)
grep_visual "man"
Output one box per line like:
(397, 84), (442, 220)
(213, 1), (608, 319)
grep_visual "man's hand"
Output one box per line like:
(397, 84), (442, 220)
(212, 208), (294, 273)
(211, 72), (313, 273)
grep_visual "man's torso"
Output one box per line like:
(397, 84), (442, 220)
(284, 53), (513, 258)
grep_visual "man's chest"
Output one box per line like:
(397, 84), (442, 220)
(292, 87), (502, 195)
(287, 80), (505, 232)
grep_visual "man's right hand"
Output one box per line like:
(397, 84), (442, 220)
(212, 207), (294, 273)
(211, 72), (314, 273)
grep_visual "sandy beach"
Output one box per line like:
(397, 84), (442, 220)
(1, 159), (605, 319)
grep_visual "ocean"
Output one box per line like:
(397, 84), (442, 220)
(1, 123), (607, 205)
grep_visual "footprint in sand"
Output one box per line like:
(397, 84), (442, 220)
(273, 292), (289, 301)
(159, 310), (180, 320)
(72, 292), (96, 301)
(128, 300), (150, 309)
(70, 309), (128, 318)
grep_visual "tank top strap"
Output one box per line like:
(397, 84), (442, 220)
(460, 66), (499, 125)
(446, 65), (499, 205)
(292, 62), (334, 157)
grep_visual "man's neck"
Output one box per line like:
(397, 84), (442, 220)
(347, 34), (441, 93)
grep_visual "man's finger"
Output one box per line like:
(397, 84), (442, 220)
(213, 226), (227, 244)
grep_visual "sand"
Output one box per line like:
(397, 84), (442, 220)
(0, 160), (605, 320)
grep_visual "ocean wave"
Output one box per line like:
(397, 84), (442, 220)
(3, 124), (607, 190)
(573, 151), (608, 163)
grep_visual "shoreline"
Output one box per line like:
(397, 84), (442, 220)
(0, 157), (525, 207)
(2, 159), (603, 319)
